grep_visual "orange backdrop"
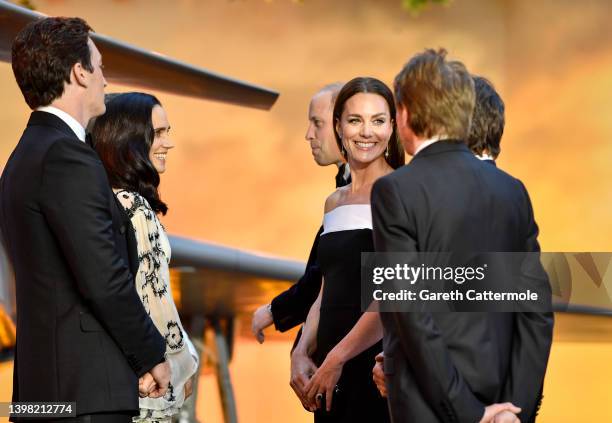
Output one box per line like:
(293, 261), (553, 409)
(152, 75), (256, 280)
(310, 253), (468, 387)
(1, 0), (611, 422)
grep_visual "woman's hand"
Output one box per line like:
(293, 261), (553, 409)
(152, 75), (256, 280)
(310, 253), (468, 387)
(290, 350), (318, 411)
(305, 351), (344, 412)
(184, 377), (194, 400)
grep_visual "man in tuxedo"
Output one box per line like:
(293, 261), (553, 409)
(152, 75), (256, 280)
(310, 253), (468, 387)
(250, 83), (348, 404)
(371, 49), (553, 423)
(372, 72), (512, 404)
(1, 17), (168, 422)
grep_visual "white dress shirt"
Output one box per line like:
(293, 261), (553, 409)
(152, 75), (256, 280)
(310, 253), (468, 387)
(476, 153), (495, 161)
(36, 106), (86, 143)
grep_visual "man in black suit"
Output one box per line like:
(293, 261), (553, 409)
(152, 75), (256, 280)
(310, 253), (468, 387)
(371, 49), (553, 423)
(1, 17), (168, 422)
(371, 73), (508, 399)
(250, 83), (348, 405)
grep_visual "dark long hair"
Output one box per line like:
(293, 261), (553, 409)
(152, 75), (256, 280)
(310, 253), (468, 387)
(333, 77), (405, 169)
(91, 92), (168, 215)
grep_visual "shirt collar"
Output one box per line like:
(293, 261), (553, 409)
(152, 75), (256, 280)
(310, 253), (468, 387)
(413, 134), (447, 156)
(36, 106), (86, 143)
(476, 153), (495, 161)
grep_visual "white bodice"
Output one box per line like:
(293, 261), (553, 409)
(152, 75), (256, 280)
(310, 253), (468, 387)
(321, 204), (372, 235)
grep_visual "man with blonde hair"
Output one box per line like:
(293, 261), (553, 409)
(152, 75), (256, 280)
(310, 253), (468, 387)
(371, 49), (553, 423)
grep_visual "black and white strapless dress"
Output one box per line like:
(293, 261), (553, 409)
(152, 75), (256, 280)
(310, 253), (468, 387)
(314, 205), (390, 423)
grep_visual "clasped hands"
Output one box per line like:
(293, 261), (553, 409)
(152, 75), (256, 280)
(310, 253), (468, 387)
(372, 352), (523, 423)
(138, 360), (171, 398)
(290, 349), (344, 413)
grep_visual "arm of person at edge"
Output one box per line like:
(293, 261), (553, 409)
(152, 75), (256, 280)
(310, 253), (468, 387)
(499, 181), (554, 422)
(252, 227), (323, 342)
(371, 176), (520, 423)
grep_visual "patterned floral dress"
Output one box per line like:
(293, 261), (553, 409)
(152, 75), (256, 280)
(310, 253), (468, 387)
(115, 190), (198, 423)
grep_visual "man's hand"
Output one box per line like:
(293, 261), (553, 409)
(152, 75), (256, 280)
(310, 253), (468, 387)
(290, 350), (318, 411)
(148, 360), (171, 398)
(479, 403), (521, 423)
(372, 352), (386, 397)
(138, 372), (155, 398)
(251, 304), (274, 344)
(493, 410), (521, 423)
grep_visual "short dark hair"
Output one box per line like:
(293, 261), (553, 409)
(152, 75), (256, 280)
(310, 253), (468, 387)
(467, 76), (505, 159)
(394, 48), (475, 140)
(91, 92), (168, 215)
(11, 17), (93, 109)
(333, 77), (405, 169)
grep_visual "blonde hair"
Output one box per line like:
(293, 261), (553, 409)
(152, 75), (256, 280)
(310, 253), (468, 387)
(394, 49), (475, 140)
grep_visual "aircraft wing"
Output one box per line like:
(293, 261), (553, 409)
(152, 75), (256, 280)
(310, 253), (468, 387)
(0, 0), (278, 110)
(169, 235), (304, 318)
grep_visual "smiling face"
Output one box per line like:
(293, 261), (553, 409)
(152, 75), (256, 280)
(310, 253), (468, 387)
(336, 93), (393, 166)
(149, 105), (174, 174)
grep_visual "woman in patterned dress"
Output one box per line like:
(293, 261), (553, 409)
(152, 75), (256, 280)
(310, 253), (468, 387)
(91, 92), (198, 423)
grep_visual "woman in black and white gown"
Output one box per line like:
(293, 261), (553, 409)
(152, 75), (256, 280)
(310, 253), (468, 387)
(291, 77), (404, 422)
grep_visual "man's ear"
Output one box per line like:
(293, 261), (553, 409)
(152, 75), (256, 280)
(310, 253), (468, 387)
(397, 104), (410, 128)
(72, 62), (89, 88)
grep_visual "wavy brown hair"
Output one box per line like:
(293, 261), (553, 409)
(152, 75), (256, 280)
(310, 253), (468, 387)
(12, 17), (93, 109)
(91, 92), (168, 215)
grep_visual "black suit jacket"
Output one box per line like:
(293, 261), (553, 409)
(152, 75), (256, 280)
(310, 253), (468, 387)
(271, 165), (350, 332)
(271, 226), (324, 331)
(371, 141), (553, 423)
(0, 112), (166, 418)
